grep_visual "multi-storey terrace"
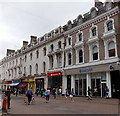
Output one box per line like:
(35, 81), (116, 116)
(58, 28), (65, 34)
(0, 0), (120, 98)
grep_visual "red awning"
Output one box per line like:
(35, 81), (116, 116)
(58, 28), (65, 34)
(18, 83), (27, 88)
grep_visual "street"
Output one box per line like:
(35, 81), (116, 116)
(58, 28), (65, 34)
(4, 95), (119, 115)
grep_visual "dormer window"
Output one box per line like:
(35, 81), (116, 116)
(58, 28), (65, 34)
(106, 2), (112, 11)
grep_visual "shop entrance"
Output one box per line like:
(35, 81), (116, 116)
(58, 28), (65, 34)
(75, 77), (86, 96)
(111, 70), (120, 98)
(101, 82), (106, 97)
(91, 78), (101, 96)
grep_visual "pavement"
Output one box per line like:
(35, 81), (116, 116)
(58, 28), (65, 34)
(2, 94), (120, 115)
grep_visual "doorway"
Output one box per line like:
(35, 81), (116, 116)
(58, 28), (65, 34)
(91, 78), (101, 96)
(111, 70), (120, 98)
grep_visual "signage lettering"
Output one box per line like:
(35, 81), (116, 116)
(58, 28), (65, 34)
(79, 68), (93, 73)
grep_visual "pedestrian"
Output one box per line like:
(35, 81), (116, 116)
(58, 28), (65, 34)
(26, 88), (33, 105)
(65, 89), (69, 102)
(52, 88), (56, 99)
(105, 86), (109, 99)
(5, 88), (11, 109)
(40, 89), (43, 97)
(35, 88), (39, 96)
(93, 87), (98, 97)
(45, 88), (50, 103)
(58, 88), (62, 96)
(87, 86), (92, 100)
(69, 88), (75, 102)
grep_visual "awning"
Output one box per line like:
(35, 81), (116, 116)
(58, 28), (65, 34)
(18, 83), (27, 88)
(9, 82), (20, 86)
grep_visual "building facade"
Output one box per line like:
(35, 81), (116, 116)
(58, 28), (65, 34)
(0, 0), (120, 98)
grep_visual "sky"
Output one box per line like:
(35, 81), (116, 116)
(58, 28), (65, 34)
(0, 0), (106, 60)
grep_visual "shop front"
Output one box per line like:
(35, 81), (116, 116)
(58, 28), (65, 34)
(0, 80), (12, 91)
(64, 62), (120, 98)
(35, 78), (44, 90)
(47, 71), (62, 93)
(22, 78), (35, 93)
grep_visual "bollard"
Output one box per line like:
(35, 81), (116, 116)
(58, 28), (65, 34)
(2, 96), (8, 112)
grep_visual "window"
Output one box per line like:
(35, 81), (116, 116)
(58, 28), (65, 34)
(78, 33), (82, 42)
(16, 59), (18, 65)
(107, 20), (113, 31)
(68, 37), (72, 45)
(68, 53), (72, 65)
(20, 58), (22, 64)
(36, 50), (39, 58)
(92, 46), (98, 60)
(36, 64), (38, 74)
(49, 56), (54, 69)
(58, 41), (61, 49)
(108, 41), (115, 57)
(43, 62), (46, 73)
(30, 65), (32, 75)
(57, 53), (62, 67)
(43, 47), (46, 56)
(30, 53), (32, 60)
(24, 67), (26, 74)
(91, 27), (96, 37)
(79, 50), (83, 63)
(50, 44), (54, 52)
(25, 55), (27, 62)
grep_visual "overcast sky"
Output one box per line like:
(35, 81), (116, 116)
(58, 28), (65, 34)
(0, 0), (106, 60)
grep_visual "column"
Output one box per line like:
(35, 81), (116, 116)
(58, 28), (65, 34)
(62, 75), (67, 95)
(86, 74), (91, 96)
(71, 75), (75, 90)
(106, 71), (111, 97)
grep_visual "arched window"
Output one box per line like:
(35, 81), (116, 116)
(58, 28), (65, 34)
(91, 27), (96, 37)
(107, 20), (113, 31)
(30, 53), (32, 60)
(25, 55), (27, 62)
(36, 50), (39, 58)
(51, 44), (54, 52)
(49, 56), (54, 69)
(93, 46), (98, 60)
(78, 33), (82, 42)
(68, 37), (72, 45)
(79, 50), (83, 63)
(36, 64), (38, 74)
(108, 41), (115, 57)
(58, 41), (61, 49)
(30, 65), (32, 75)
(68, 53), (72, 65)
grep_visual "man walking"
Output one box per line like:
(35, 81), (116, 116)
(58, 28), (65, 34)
(26, 88), (33, 105)
(5, 88), (11, 109)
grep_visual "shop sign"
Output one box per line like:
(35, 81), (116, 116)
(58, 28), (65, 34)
(79, 68), (93, 73)
(13, 79), (21, 83)
(47, 72), (62, 77)
(22, 78), (34, 82)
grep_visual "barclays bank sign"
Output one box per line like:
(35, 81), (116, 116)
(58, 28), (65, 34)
(79, 68), (93, 73)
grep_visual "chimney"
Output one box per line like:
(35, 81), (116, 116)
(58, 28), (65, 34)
(23, 41), (28, 47)
(30, 35), (37, 44)
(6, 49), (15, 56)
(95, 0), (103, 8)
